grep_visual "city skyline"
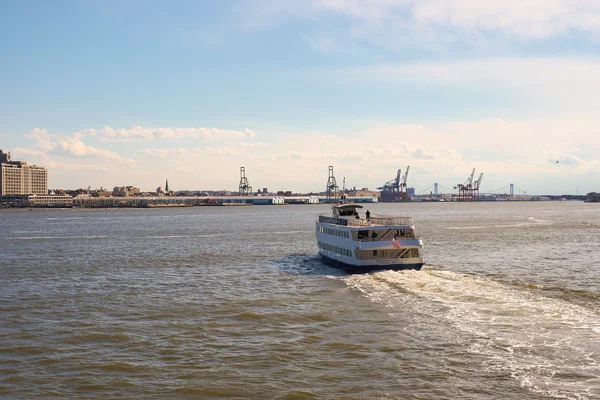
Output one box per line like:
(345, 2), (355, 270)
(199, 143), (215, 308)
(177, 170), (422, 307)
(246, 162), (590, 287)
(2, 1), (600, 194)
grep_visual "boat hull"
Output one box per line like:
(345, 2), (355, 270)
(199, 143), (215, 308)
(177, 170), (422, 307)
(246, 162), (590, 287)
(319, 254), (424, 274)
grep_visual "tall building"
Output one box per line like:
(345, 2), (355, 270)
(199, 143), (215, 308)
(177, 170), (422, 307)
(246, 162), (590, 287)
(0, 150), (48, 196)
(0, 149), (10, 163)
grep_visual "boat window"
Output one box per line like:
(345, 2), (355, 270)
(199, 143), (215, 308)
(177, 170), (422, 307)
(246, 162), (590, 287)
(357, 231), (368, 240)
(372, 250), (377, 256)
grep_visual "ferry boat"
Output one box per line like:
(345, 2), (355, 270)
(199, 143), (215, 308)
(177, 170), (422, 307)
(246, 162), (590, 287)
(316, 204), (424, 273)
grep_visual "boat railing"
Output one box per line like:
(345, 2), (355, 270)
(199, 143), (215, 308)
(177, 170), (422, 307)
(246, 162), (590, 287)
(317, 214), (414, 227)
(366, 214), (414, 226)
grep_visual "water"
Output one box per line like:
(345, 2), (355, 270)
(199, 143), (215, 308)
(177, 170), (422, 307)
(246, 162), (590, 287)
(1, 202), (599, 399)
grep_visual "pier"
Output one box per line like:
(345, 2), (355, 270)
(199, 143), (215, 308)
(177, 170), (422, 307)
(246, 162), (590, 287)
(71, 195), (377, 208)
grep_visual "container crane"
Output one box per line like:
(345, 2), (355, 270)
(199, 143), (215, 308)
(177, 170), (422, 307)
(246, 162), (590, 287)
(379, 166), (410, 201)
(238, 166), (253, 196)
(325, 166), (339, 201)
(400, 166), (410, 199)
(454, 169), (481, 201)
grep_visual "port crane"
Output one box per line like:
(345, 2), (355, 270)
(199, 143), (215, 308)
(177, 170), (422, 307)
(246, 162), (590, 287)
(379, 166), (410, 201)
(325, 166), (339, 201)
(238, 166), (252, 196)
(454, 169), (483, 201)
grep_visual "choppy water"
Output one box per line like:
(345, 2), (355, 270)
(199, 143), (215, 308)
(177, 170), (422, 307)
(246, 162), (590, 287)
(1, 202), (599, 399)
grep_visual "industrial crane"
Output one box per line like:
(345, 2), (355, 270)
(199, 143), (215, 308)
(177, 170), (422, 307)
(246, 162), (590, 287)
(400, 166), (410, 194)
(455, 169), (482, 201)
(473, 173), (483, 191)
(378, 166), (410, 201)
(325, 166), (339, 201)
(238, 166), (252, 196)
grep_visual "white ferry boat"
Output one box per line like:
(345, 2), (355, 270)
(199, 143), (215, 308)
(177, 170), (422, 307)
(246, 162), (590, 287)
(316, 204), (424, 273)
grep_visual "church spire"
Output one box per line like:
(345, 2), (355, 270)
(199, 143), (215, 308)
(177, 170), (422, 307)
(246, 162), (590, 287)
(165, 179), (169, 192)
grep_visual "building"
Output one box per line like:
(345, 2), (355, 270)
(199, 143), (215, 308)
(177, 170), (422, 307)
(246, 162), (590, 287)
(112, 186), (140, 197)
(348, 188), (379, 200)
(0, 150), (10, 163)
(0, 150), (48, 196)
(586, 192), (600, 203)
(0, 194), (73, 208)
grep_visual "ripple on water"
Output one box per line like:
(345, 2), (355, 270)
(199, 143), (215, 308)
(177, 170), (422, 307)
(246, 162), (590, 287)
(344, 269), (600, 399)
(1, 204), (599, 399)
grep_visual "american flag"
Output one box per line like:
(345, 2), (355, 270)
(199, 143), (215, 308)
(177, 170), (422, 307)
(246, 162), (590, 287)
(393, 234), (400, 248)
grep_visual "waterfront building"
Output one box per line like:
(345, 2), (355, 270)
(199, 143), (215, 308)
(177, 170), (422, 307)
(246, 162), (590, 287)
(0, 150), (48, 196)
(586, 192), (600, 203)
(0, 194), (73, 208)
(348, 188), (379, 200)
(112, 186), (140, 197)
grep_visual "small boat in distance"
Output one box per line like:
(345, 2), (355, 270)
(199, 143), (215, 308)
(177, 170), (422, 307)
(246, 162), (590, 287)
(316, 204), (424, 273)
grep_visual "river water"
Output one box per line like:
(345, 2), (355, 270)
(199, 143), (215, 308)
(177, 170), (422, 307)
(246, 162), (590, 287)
(1, 202), (599, 399)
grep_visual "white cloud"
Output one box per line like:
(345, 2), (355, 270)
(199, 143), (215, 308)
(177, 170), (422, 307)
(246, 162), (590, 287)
(137, 148), (189, 158)
(24, 128), (55, 152)
(339, 57), (600, 90)
(14, 117), (600, 194)
(22, 128), (135, 167)
(313, 0), (600, 39)
(328, 57), (600, 114)
(46, 161), (110, 172)
(55, 134), (135, 167)
(12, 147), (47, 158)
(169, 166), (196, 174)
(234, 141), (269, 148)
(86, 125), (257, 142)
(548, 155), (583, 166)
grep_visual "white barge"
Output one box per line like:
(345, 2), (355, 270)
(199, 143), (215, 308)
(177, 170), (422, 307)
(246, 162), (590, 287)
(316, 204), (424, 273)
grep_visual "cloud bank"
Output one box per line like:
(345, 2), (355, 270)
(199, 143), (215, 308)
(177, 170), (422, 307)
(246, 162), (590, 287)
(12, 117), (600, 194)
(313, 0), (600, 39)
(23, 129), (135, 166)
(83, 126), (256, 142)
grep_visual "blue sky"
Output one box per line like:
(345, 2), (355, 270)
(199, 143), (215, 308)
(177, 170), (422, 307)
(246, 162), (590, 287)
(2, 0), (600, 194)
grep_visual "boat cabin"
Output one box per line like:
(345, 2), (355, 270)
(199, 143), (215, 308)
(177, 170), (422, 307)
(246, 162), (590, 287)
(333, 204), (362, 218)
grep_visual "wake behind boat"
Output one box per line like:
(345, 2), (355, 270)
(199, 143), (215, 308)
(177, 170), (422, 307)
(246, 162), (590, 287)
(316, 204), (424, 273)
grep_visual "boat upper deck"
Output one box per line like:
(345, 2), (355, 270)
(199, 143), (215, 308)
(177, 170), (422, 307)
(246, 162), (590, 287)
(317, 203), (414, 227)
(317, 213), (414, 228)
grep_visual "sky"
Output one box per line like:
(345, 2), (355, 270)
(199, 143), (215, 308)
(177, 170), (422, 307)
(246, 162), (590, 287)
(1, 0), (600, 195)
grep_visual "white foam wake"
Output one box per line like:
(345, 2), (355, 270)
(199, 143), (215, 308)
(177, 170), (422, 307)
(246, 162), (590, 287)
(343, 269), (600, 400)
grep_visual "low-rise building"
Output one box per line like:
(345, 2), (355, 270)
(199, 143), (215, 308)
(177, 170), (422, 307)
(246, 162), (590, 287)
(0, 194), (73, 208)
(113, 186), (140, 197)
(586, 192), (600, 202)
(348, 188), (379, 199)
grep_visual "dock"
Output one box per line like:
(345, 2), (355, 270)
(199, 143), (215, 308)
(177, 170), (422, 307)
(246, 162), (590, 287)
(71, 195), (377, 208)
